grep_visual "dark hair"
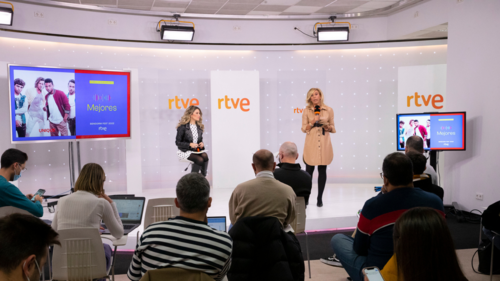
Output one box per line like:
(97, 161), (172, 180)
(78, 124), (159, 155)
(14, 78), (25, 87)
(399, 121), (404, 124)
(394, 207), (467, 281)
(0, 214), (60, 274)
(1, 149), (28, 168)
(44, 78), (54, 85)
(382, 153), (413, 186)
(406, 136), (424, 152)
(34, 77), (45, 88)
(407, 152), (427, 174)
(176, 173), (210, 213)
(253, 149), (274, 171)
(68, 79), (75, 85)
(414, 119), (419, 123)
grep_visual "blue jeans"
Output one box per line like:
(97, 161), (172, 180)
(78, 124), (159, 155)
(331, 234), (366, 281)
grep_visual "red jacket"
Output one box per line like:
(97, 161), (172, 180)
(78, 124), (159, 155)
(415, 125), (428, 138)
(45, 90), (70, 120)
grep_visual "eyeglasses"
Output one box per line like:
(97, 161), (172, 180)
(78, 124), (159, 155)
(379, 172), (384, 179)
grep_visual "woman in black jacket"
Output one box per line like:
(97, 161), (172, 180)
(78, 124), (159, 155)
(176, 106), (209, 176)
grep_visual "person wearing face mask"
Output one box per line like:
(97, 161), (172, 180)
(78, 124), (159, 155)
(0, 149), (43, 217)
(0, 213), (60, 281)
(301, 88), (336, 207)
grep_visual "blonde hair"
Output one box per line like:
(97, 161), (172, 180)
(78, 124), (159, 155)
(74, 163), (105, 195)
(305, 88), (325, 108)
(176, 106), (205, 131)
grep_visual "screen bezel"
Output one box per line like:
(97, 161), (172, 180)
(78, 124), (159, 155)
(207, 216), (227, 232)
(396, 111), (466, 151)
(8, 64), (132, 144)
(112, 197), (146, 224)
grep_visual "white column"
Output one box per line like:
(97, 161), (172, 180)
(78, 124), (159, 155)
(125, 68), (143, 194)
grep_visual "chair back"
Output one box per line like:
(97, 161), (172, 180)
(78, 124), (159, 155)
(0, 206), (32, 218)
(140, 267), (214, 281)
(144, 198), (180, 229)
(52, 228), (107, 281)
(152, 205), (175, 223)
(290, 197), (306, 234)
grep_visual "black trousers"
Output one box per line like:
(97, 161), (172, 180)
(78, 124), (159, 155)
(304, 161), (327, 203)
(16, 123), (26, 138)
(68, 117), (76, 136)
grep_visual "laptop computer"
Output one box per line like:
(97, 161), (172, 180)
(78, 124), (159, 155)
(207, 216), (227, 232)
(101, 197), (146, 235)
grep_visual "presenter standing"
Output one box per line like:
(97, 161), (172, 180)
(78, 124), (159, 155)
(176, 106), (209, 177)
(301, 88), (336, 207)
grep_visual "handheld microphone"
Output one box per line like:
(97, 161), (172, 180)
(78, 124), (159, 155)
(314, 105), (320, 116)
(197, 147), (200, 152)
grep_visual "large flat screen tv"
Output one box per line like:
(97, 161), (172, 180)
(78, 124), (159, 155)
(8, 65), (130, 143)
(396, 112), (466, 151)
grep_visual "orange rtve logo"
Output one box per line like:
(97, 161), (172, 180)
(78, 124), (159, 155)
(217, 95), (250, 112)
(407, 92), (443, 109)
(168, 96), (199, 109)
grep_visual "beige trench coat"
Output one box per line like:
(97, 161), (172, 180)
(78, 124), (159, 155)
(301, 104), (336, 166)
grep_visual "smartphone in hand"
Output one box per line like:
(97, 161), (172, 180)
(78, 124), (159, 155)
(363, 266), (385, 281)
(31, 189), (46, 202)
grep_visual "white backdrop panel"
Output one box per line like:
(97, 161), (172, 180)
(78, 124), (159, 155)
(211, 71), (260, 189)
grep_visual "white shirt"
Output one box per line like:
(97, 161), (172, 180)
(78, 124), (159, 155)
(68, 93), (76, 118)
(47, 94), (63, 124)
(424, 164), (438, 185)
(51, 190), (124, 239)
(405, 125), (414, 138)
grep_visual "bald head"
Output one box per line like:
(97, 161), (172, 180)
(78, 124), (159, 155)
(405, 136), (424, 154)
(279, 142), (298, 163)
(252, 149), (275, 172)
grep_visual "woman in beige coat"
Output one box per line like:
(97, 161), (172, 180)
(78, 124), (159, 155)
(301, 88), (336, 207)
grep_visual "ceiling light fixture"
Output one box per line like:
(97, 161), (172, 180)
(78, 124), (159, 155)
(157, 14), (195, 41)
(315, 16), (351, 42)
(0, 1), (14, 26)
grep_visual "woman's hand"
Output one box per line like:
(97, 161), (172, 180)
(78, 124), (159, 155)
(199, 142), (204, 148)
(190, 143), (198, 149)
(323, 125), (330, 132)
(306, 124), (312, 132)
(99, 192), (113, 204)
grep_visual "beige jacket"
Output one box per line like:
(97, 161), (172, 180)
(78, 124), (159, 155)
(229, 173), (296, 227)
(301, 104), (336, 166)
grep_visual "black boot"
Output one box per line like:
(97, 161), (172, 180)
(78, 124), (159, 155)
(191, 163), (201, 174)
(201, 161), (208, 177)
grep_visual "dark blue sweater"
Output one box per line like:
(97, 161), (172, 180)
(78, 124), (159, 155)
(354, 187), (444, 270)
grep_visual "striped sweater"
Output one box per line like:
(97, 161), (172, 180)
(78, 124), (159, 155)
(354, 187), (444, 270)
(127, 216), (232, 281)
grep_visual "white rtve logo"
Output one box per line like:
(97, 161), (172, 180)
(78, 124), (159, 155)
(98, 127), (107, 131)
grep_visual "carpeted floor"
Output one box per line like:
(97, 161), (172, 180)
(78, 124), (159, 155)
(106, 207), (483, 275)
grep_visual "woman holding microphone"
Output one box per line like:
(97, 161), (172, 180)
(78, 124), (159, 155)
(176, 106), (209, 177)
(301, 88), (336, 207)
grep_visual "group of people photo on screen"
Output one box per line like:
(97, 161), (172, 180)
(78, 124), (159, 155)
(12, 70), (76, 138)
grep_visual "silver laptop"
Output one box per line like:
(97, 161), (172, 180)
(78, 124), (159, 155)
(101, 197), (145, 235)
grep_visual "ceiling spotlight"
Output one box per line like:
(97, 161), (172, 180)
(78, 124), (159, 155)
(314, 16), (351, 42)
(0, 2), (14, 26)
(317, 26), (350, 42)
(158, 15), (195, 41)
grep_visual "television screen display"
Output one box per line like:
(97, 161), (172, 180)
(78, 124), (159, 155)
(9, 65), (130, 143)
(397, 112), (465, 151)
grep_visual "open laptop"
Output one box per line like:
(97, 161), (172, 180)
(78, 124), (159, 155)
(207, 216), (227, 232)
(101, 197), (146, 235)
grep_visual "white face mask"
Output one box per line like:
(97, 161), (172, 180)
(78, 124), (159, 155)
(23, 258), (41, 281)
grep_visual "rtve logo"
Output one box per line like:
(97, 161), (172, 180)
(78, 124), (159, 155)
(168, 96), (199, 109)
(407, 92), (444, 109)
(217, 95), (250, 112)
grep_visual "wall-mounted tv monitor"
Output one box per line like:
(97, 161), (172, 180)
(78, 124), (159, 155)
(396, 112), (466, 151)
(8, 65), (130, 143)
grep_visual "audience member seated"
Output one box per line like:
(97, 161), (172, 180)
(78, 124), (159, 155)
(229, 149), (296, 228)
(0, 213), (60, 281)
(407, 152), (444, 201)
(51, 163), (123, 271)
(405, 136), (438, 184)
(274, 142), (312, 205)
(128, 173), (232, 281)
(482, 200), (500, 250)
(0, 148), (43, 217)
(228, 216), (304, 281)
(330, 153), (444, 281)
(380, 207), (467, 281)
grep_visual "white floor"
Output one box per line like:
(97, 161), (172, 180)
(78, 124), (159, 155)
(42, 183), (378, 250)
